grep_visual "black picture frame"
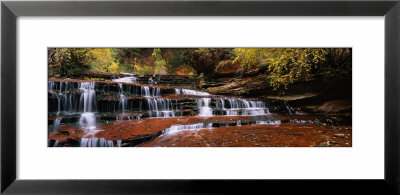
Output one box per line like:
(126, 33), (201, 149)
(1, 0), (399, 194)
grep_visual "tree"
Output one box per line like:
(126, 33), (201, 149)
(87, 48), (117, 72)
(265, 48), (328, 90)
(184, 48), (231, 77)
(167, 49), (185, 74)
(152, 48), (167, 75)
(49, 48), (90, 77)
(231, 48), (351, 91)
(232, 48), (270, 71)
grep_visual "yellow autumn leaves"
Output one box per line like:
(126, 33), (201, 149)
(232, 48), (350, 90)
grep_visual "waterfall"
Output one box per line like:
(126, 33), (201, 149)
(179, 89), (210, 96)
(112, 75), (137, 84)
(283, 101), (301, 115)
(141, 86), (151, 97)
(197, 98), (213, 116)
(215, 98), (269, 116)
(148, 77), (154, 84)
(80, 137), (118, 147)
(52, 118), (62, 132)
(147, 98), (175, 117)
(141, 86), (161, 97)
(165, 123), (213, 134)
(78, 82), (97, 132)
(49, 81), (79, 114)
(49, 81), (55, 93)
(256, 120), (281, 125)
(152, 88), (161, 97)
(118, 84), (127, 113)
(53, 140), (59, 147)
(49, 75), (292, 147)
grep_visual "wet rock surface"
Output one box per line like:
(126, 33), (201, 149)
(48, 75), (352, 147)
(141, 123), (351, 147)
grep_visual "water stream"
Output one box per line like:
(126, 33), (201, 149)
(49, 75), (298, 147)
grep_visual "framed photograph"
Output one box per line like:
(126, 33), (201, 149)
(2, 0), (399, 194)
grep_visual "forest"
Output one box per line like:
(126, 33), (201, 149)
(48, 48), (352, 147)
(48, 48), (351, 91)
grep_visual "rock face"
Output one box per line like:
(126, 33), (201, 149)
(48, 74), (352, 147)
(203, 73), (352, 114)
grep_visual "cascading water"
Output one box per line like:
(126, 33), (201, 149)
(148, 77), (154, 84)
(49, 81), (79, 114)
(215, 98), (269, 116)
(142, 86), (151, 97)
(283, 101), (301, 115)
(141, 86), (161, 97)
(256, 120), (281, 125)
(118, 84), (127, 113)
(176, 89), (210, 96)
(147, 98), (175, 117)
(49, 75), (298, 147)
(164, 123), (213, 134)
(197, 98), (213, 116)
(78, 82), (98, 134)
(112, 74), (137, 84)
(153, 88), (161, 97)
(80, 137), (118, 147)
(52, 118), (62, 132)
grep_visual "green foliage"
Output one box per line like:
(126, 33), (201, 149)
(132, 63), (154, 75)
(266, 48), (328, 90)
(48, 48), (351, 93)
(167, 49), (185, 74)
(87, 48), (117, 72)
(108, 61), (120, 73)
(83, 77), (105, 81)
(197, 73), (206, 89)
(118, 63), (135, 73)
(152, 48), (167, 75)
(232, 48), (269, 71)
(231, 48), (351, 91)
(184, 48), (231, 77)
(48, 48), (91, 77)
(116, 48), (141, 65)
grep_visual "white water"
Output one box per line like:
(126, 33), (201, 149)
(49, 76), (296, 147)
(116, 115), (140, 121)
(165, 123), (213, 134)
(152, 88), (161, 97)
(256, 120), (281, 125)
(177, 89), (210, 96)
(197, 98), (213, 116)
(112, 75), (137, 84)
(141, 86), (161, 97)
(49, 81), (79, 114)
(78, 82), (98, 135)
(283, 101), (302, 115)
(147, 98), (176, 117)
(148, 77), (155, 85)
(118, 84), (127, 113)
(80, 137), (119, 147)
(52, 117), (62, 132)
(216, 98), (269, 116)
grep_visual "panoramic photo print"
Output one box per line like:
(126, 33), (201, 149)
(48, 48), (352, 147)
